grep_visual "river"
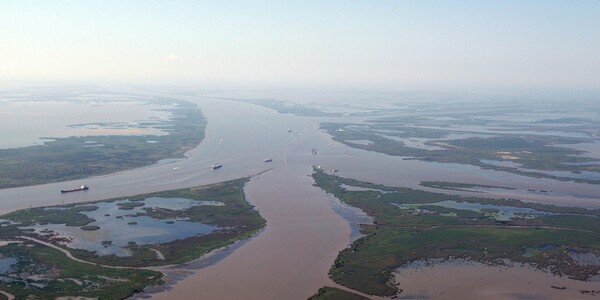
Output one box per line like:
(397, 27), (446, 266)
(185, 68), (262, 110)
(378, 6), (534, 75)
(1, 91), (600, 299)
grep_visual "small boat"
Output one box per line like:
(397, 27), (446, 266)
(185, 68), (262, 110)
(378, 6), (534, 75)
(61, 185), (89, 193)
(287, 128), (292, 132)
(264, 158), (273, 162)
(332, 169), (338, 173)
(211, 164), (222, 170)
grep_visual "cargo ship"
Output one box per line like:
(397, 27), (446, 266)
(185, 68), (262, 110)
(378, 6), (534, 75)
(61, 185), (89, 193)
(211, 164), (222, 170)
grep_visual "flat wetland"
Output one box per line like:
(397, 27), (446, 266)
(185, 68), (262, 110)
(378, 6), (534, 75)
(315, 98), (600, 185)
(0, 90), (205, 189)
(312, 169), (600, 298)
(0, 178), (265, 298)
(0, 241), (163, 299)
(2, 89), (600, 299)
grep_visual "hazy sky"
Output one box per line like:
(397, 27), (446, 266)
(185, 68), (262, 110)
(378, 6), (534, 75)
(2, 1), (600, 91)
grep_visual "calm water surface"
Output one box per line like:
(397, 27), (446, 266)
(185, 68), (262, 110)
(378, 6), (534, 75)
(25, 198), (221, 257)
(1, 89), (600, 298)
(0, 97), (173, 149)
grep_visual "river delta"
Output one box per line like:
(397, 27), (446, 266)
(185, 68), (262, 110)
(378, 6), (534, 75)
(0, 87), (599, 299)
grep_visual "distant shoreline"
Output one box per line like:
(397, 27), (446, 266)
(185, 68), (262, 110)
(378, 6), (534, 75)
(0, 97), (206, 189)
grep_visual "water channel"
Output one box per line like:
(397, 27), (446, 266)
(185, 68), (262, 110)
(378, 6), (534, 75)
(1, 90), (600, 299)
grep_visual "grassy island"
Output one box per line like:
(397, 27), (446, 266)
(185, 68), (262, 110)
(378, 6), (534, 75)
(321, 122), (600, 185)
(0, 178), (265, 297)
(311, 169), (600, 297)
(0, 98), (205, 189)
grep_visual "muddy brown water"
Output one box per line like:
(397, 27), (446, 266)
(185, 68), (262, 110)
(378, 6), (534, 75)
(1, 91), (600, 299)
(148, 163), (350, 299)
(394, 259), (600, 299)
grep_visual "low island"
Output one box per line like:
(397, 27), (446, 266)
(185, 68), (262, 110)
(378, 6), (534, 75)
(310, 168), (600, 298)
(0, 98), (206, 189)
(0, 178), (265, 298)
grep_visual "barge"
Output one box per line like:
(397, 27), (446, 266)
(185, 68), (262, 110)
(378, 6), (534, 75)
(61, 185), (89, 193)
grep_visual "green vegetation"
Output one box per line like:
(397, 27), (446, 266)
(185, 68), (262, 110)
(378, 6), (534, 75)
(136, 180), (262, 228)
(0, 98), (206, 189)
(0, 178), (266, 298)
(5, 205), (98, 227)
(312, 169), (600, 296)
(321, 121), (600, 184)
(0, 241), (163, 299)
(0, 178), (265, 268)
(117, 201), (146, 210)
(308, 287), (369, 300)
(420, 181), (516, 192)
(80, 225), (100, 231)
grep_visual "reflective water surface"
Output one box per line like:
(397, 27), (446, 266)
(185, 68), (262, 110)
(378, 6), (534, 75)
(25, 198), (221, 256)
(1, 89), (600, 299)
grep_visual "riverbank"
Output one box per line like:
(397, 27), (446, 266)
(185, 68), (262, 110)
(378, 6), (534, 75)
(148, 163), (351, 299)
(0, 178), (265, 297)
(312, 169), (600, 298)
(0, 97), (205, 189)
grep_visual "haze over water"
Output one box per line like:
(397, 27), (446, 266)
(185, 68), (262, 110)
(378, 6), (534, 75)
(2, 1), (600, 299)
(2, 88), (600, 299)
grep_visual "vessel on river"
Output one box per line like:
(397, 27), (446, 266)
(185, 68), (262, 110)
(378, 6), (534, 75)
(212, 164), (222, 170)
(61, 185), (89, 193)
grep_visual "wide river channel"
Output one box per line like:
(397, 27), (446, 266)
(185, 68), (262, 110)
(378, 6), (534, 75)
(1, 91), (600, 299)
